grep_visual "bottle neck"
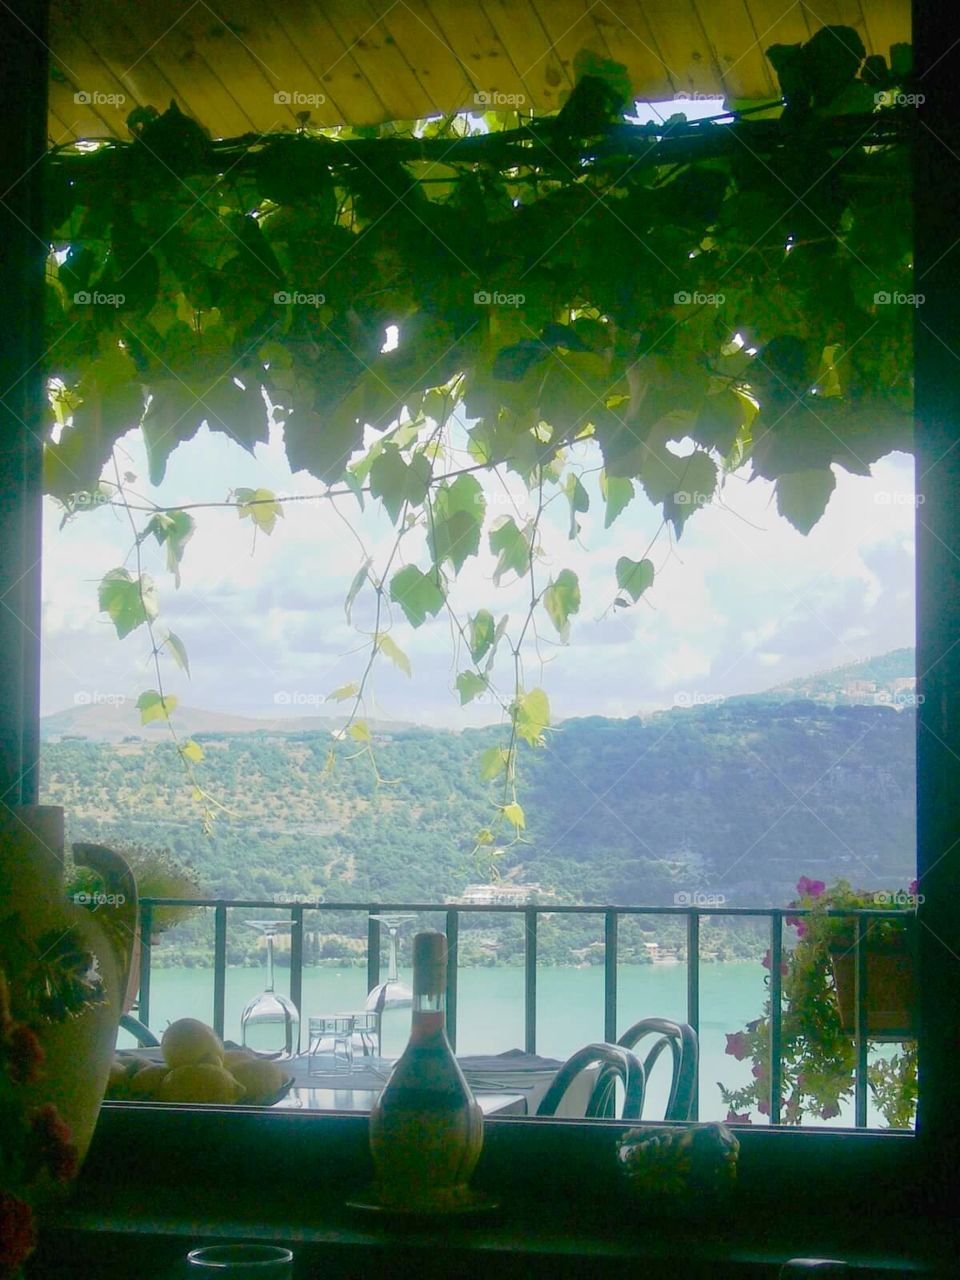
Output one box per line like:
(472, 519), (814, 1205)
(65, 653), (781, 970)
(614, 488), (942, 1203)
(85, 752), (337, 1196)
(409, 991), (446, 1043)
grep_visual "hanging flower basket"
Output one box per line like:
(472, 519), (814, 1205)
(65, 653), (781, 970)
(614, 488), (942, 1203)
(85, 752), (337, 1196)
(830, 933), (917, 1041)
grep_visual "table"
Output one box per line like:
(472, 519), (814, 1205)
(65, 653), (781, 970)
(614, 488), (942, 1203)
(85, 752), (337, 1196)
(276, 1087), (527, 1115)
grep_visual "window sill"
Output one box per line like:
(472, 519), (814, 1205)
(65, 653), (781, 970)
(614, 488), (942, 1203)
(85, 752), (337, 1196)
(29, 1103), (942, 1278)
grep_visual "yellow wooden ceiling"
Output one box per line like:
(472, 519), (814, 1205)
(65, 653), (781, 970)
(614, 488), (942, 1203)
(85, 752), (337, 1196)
(48, 0), (910, 141)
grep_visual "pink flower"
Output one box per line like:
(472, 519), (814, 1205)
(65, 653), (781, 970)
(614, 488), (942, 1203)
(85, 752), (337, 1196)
(758, 1099), (770, 1116)
(785, 914), (808, 939)
(725, 1111), (751, 1124)
(820, 1102), (841, 1120)
(761, 949), (788, 976)
(5, 1024), (44, 1085)
(908, 880), (919, 897)
(796, 876), (826, 898)
(0, 1194), (36, 1274)
(725, 1032), (750, 1060)
(31, 1104), (78, 1183)
(751, 1063), (766, 1079)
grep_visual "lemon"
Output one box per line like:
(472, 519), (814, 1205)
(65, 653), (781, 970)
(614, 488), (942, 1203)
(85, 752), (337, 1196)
(107, 1061), (130, 1098)
(230, 1058), (286, 1103)
(222, 1048), (256, 1072)
(161, 1018), (224, 1069)
(121, 1053), (152, 1078)
(157, 1064), (245, 1104)
(129, 1065), (171, 1099)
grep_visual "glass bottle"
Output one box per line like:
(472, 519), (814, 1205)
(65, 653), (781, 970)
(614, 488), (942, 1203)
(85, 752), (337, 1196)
(368, 931), (483, 1209)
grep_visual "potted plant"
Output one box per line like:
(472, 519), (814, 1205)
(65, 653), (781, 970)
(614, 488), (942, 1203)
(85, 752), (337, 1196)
(720, 877), (919, 1129)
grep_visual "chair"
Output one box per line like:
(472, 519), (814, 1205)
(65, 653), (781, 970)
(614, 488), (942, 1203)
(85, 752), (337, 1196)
(536, 1043), (646, 1119)
(119, 1013), (160, 1047)
(615, 1018), (699, 1121)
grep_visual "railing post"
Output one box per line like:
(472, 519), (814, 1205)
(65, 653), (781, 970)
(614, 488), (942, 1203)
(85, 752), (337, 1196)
(445, 909), (459, 1051)
(212, 903), (227, 1040)
(289, 905), (304, 1054)
(854, 914), (869, 1128)
(367, 910), (381, 993)
(524, 908), (538, 1055)
(604, 911), (618, 1043)
(138, 902), (153, 1028)
(769, 911), (784, 1125)
(686, 911), (700, 1121)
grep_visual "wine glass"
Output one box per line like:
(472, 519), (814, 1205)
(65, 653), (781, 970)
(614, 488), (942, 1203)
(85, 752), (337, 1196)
(240, 920), (300, 1057)
(365, 913), (415, 1055)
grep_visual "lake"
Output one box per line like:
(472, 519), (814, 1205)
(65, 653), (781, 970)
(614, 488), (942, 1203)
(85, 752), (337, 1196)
(127, 960), (882, 1125)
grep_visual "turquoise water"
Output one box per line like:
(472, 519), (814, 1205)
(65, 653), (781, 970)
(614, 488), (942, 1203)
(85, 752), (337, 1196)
(126, 960), (891, 1124)
(125, 961), (768, 1120)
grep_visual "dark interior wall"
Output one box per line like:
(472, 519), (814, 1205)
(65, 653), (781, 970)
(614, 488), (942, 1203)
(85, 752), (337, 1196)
(0, 0), (49, 806)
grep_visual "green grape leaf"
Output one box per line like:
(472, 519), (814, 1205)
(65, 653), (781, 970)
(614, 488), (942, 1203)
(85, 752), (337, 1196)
(503, 801), (526, 830)
(468, 609), (496, 665)
(775, 467), (837, 534)
(479, 745), (509, 781)
(165, 631), (190, 676)
(369, 447), (433, 523)
(564, 473), (590, 539)
(98, 569), (158, 639)
(180, 739), (204, 764)
(456, 671), (488, 705)
(389, 565), (445, 628)
(349, 720), (371, 743)
(345, 559), (370, 624)
(515, 688), (550, 746)
(378, 633), (412, 677)
(328, 683), (360, 702)
(543, 569), (581, 640)
(601, 472), (635, 529)
(137, 690), (178, 725)
(235, 487), (283, 534)
(145, 510), (196, 586)
(489, 517), (531, 585)
(615, 557), (654, 603)
(429, 474), (485, 572)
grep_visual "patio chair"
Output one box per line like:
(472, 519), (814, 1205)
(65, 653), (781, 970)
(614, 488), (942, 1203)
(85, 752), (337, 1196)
(118, 1012), (160, 1048)
(535, 1043), (646, 1120)
(615, 1018), (699, 1121)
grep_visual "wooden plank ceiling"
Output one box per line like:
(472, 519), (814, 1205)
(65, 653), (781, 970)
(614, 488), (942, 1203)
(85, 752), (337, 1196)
(49, 0), (910, 141)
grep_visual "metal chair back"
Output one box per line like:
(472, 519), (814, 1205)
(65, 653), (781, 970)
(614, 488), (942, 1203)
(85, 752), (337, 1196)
(616, 1017), (699, 1120)
(536, 1042), (646, 1119)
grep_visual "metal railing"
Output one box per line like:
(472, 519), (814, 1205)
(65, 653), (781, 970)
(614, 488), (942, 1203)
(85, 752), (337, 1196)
(134, 898), (918, 1128)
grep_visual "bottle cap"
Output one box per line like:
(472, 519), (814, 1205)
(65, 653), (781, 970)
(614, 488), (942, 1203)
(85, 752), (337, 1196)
(413, 931), (448, 995)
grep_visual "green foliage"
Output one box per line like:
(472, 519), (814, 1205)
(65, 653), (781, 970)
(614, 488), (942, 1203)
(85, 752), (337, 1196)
(720, 877), (918, 1128)
(44, 27), (917, 818)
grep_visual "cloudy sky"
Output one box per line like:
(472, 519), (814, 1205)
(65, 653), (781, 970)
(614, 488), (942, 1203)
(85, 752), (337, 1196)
(40, 411), (917, 728)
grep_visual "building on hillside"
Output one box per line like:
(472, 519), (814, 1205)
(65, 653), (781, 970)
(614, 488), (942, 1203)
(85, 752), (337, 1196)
(444, 882), (545, 906)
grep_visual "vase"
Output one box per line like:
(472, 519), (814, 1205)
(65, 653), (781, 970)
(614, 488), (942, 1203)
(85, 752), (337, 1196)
(0, 805), (137, 1173)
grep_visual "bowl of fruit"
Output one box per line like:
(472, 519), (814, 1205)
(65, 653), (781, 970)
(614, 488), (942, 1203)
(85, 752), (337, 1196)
(107, 1018), (295, 1107)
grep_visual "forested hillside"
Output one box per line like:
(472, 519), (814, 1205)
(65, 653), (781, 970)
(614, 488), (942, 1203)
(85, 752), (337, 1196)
(42, 699), (915, 910)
